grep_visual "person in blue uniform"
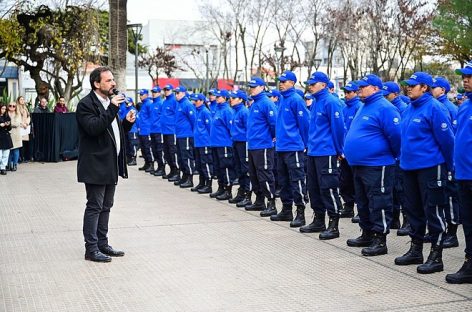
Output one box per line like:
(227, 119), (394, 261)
(118, 97), (138, 166)
(432, 76), (461, 248)
(207, 88), (218, 118)
(304, 93), (314, 111)
(455, 93), (465, 106)
(338, 81), (361, 220)
(190, 93), (214, 194)
(160, 84), (179, 181)
(446, 61), (472, 284)
(227, 90), (251, 206)
(344, 74), (401, 256)
(136, 89), (154, 173)
(149, 86), (165, 176)
(395, 72), (454, 275)
(245, 77), (278, 215)
(270, 71), (309, 227)
(209, 90), (235, 200)
(300, 71), (344, 240)
(267, 89), (282, 198)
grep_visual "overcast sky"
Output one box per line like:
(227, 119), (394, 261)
(127, 0), (202, 25)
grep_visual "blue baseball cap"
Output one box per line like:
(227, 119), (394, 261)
(267, 89), (281, 98)
(382, 81), (401, 96)
(174, 86), (187, 93)
(215, 89), (230, 98)
(278, 71), (297, 83)
(357, 74), (383, 89)
(163, 84), (174, 90)
(432, 77), (451, 93)
(151, 86), (161, 93)
(190, 93), (206, 101)
(126, 97), (134, 103)
(248, 77), (266, 87)
(304, 93), (313, 100)
(306, 71), (330, 85)
(342, 81), (359, 92)
(328, 81), (335, 89)
(138, 89), (149, 96)
(455, 60), (472, 75)
(208, 88), (218, 95)
(457, 94), (464, 100)
(229, 90), (247, 101)
(401, 72), (433, 87)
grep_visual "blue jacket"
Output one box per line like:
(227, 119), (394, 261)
(160, 93), (177, 135)
(210, 102), (234, 147)
(276, 88), (310, 152)
(247, 92), (277, 150)
(194, 105), (212, 148)
(344, 91), (401, 166)
(343, 96), (362, 132)
(175, 97), (196, 138)
(437, 94), (458, 133)
(150, 96), (163, 134)
(391, 97), (408, 116)
(455, 93), (472, 179)
(400, 93), (454, 171)
(231, 103), (249, 142)
(209, 100), (218, 118)
(118, 103), (138, 133)
(137, 97), (153, 135)
(308, 88), (345, 156)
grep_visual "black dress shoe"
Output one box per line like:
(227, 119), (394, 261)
(85, 250), (112, 262)
(99, 246), (125, 257)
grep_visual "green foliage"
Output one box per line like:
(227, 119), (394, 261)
(0, 88), (12, 105)
(128, 29), (147, 55)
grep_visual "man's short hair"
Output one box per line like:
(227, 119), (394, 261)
(90, 66), (112, 90)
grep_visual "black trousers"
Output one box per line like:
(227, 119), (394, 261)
(138, 134), (153, 163)
(277, 151), (306, 206)
(352, 165), (395, 234)
(83, 183), (116, 254)
(306, 155), (343, 217)
(233, 141), (250, 191)
(176, 137), (194, 176)
(126, 132), (139, 158)
(248, 148), (275, 199)
(339, 157), (355, 208)
(213, 147), (235, 186)
(163, 134), (178, 170)
(403, 164), (448, 246)
(458, 181), (472, 257)
(195, 147), (213, 180)
(150, 133), (164, 168)
(393, 162), (406, 214)
(445, 174), (461, 224)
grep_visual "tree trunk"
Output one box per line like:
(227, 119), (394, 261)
(108, 0), (127, 91)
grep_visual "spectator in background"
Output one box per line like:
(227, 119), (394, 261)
(34, 97), (50, 113)
(0, 103), (13, 175)
(16, 96), (31, 163)
(7, 102), (22, 171)
(456, 94), (465, 106)
(54, 96), (69, 113)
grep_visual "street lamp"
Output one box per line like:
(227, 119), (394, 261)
(127, 23), (143, 104)
(274, 43), (285, 88)
(204, 44), (210, 95)
(313, 58), (322, 71)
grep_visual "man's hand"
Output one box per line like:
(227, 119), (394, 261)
(110, 94), (125, 107)
(126, 110), (136, 123)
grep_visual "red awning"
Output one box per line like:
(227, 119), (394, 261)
(155, 78), (180, 89)
(217, 79), (234, 90)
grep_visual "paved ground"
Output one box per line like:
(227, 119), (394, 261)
(0, 161), (471, 312)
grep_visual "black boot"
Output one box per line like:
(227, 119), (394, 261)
(245, 194), (265, 211)
(290, 205), (306, 228)
(270, 203), (293, 221)
(300, 213), (326, 233)
(198, 179), (212, 194)
(391, 209), (401, 229)
(395, 240), (424, 265)
(216, 185), (232, 200)
(191, 176), (205, 192)
(417, 245), (444, 274)
(443, 223), (459, 248)
(180, 175), (194, 188)
(138, 162), (151, 171)
(319, 217), (340, 240)
(236, 191), (252, 207)
(154, 165), (165, 176)
(339, 203), (354, 218)
(229, 188), (245, 204)
(446, 256), (472, 284)
(210, 184), (225, 198)
(351, 214), (360, 223)
(127, 156), (137, 166)
(362, 233), (388, 256)
(274, 187), (281, 198)
(347, 230), (373, 247)
(174, 174), (185, 185)
(167, 168), (180, 182)
(397, 213), (411, 236)
(260, 199), (277, 217)
(146, 162), (155, 174)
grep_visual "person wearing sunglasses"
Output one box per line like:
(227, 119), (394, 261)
(7, 102), (22, 171)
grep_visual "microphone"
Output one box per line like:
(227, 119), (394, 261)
(111, 88), (130, 104)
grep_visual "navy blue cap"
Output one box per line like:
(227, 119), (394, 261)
(455, 60), (472, 75)
(457, 94), (463, 100)
(208, 88), (218, 95)
(190, 93), (206, 101)
(432, 77), (451, 93)
(304, 93), (314, 100)
(278, 71), (297, 83)
(401, 72), (433, 87)
(126, 97), (134, 103)
(174, 86), (187, 93)
(328, 81), (335, 89)
(229, 90), (247, 101)
(163, 84), (174, 90)
(151, 86), (161, 93)
(357, 74), (383, 89)
(382, 81), (401, 96)
(215, 89), (230, 98)
(342, 81), (359, 92)
(248, 77), (266, 87)
(138, 89), (149, 96)
(267, 89), (281, 98)
(306, 71), (330, 85)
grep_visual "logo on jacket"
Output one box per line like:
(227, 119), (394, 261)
(189, 111), (193, 115)
(441, 123), (448, 130)
(205, 119), (209, 124)
(393, 117), (399, 124)
(362, 116), (369, 120)
(298, 111), (304, 116)
(334, 111), (340, 118)
(269, 111), (274, 116)
(413, 118), (421, 123)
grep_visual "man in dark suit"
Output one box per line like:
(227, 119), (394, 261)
(76, 66), (136, 263)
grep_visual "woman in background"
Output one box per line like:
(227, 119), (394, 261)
(7, 101), (22, 171)
(16, 96), (31, 162)
(0, 103), (13, 174)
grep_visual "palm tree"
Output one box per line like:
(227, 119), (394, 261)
(108, 0), (127, 91)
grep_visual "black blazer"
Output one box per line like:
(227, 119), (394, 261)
(76, 91), (133, 185)
(0, 114), (13, 150)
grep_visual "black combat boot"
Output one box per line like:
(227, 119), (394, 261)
(290, 205), (306, 228)
(167, 168), (180, 182)
(174, 173), (186, 185)
(216, 185), (232, 200)
(362, 233), (388, 256)
(339, 203), (354, 218)
(236, 191), (252, 207)
(270, 204), (293, 222)
(395, 240), (424, 265)
(417, 245), (444, 274)
(245, 194), (265, 211)
(443, 223), (459, 248)
(210, 184), (225, 198)
(191, 176), (205, 192)
(319, 217), (340, 240)
(138, 161), (151, 171)
(153, 165), (165, 176)
(446, 256), (472, 284)
(351, 214), (360, 223)
(146, 162), (155, 174)
(198, 179), (212, 194)
(391, 210), (401, 229)
(300, 213), (326, 233)
(228, 188), (245, 204)
(127, 156), (137, 166)
(180, 175), (194, 188)
(397, 213), (411, 236)
(347, 230), (373, 247)
(260, 199), (277, 217)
